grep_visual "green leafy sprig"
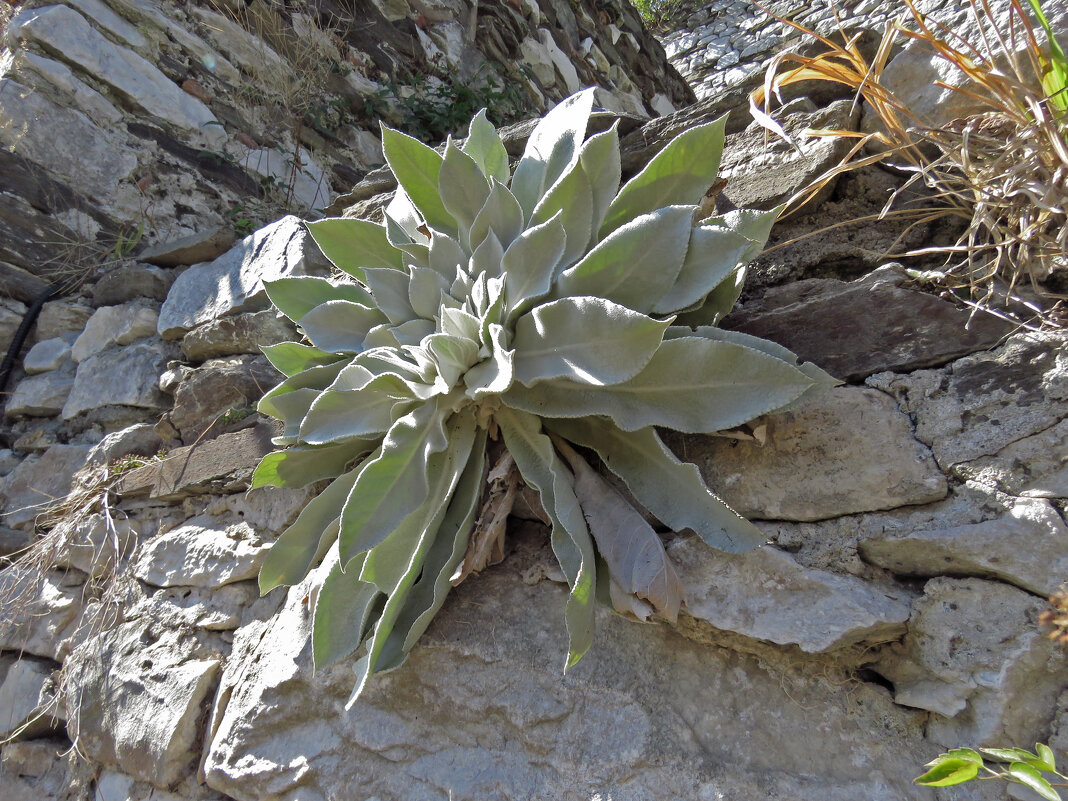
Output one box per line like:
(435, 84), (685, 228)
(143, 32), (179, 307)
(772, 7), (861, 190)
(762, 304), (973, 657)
(915, 744), (1067, 800)
(254, 88), (837, 703)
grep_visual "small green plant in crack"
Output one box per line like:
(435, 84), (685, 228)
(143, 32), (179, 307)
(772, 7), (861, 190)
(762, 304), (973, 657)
(254, 89), (837, 702)
(916, 744), (1067, 800)
(225, 203), (255, 237)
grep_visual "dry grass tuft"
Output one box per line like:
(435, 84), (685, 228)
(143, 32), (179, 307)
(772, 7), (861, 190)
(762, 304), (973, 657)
(753, 0), (1068, 328)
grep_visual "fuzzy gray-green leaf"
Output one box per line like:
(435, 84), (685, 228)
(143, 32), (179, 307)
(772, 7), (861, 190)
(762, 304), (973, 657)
(503, 336), (818, 433)
(264, 277), (373, 323)
(463, 109), (509, 184)
(512, 297), (670, 387)
(545, 417), (764, 553)
(261, 342), (342, 377)
(381, 125), (455, 234)
(555, 205), (694, 313)
(502, 212), (567, 323)
(469, 179), (524, 253)
(306, 217), (404, 279)
(298, 300), (388, 353)
(531, 162), (593, 269)
(312, 547), (380, 668)
(601, 117), (727, 237)
(252, 440), (373, 489)
(439, 140), (490, 242)
(363, 267), (418, 325)
(651, 224), (754, 315)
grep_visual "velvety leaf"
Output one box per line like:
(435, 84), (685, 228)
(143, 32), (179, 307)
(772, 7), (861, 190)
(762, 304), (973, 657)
(312, 547), (381, 668)
(502, 336), (818, 433)
(651, 225), (754, 314)
(363, 267), (418, 324)
(381, 125), (455, 233)
(601, 117), (727, 237)
(531, 164), (593, 270)
(425, 332), (480, 388)
(439, 140), (490, 243)
(408, 266), (452, 320)
(394, 427), (487, 650)
(441, 307), (481, 342)
(264, 276), (373, 323)
(428, 230), (466, 281)
(502, 212), (567, 323)
(258, 463), (366, 593)
(555, 438), (682, 622)
(338, 401), (451, 566)
(555, 205), (694, 313)
(544, 417), (765, 553)
(707, 206), (780, 263)
(1007, 764), (1061, 801)
(914, 758), (981, 787)
(673, 264), (746, 327)
(306, 217), (403, 279)
(261, 342), (342, 377)
(469, 179), (524, 253)
(512, 297), (669, 387)
(257, 360), (349, 420)
(299, 381), (408, 444)
(298, 300), (388, 353)
(510, 88), (594, 219)
(577, 123), (621, 249)
(348, 410), (478, 697)
(252, 440), (373, 489)
(463, 108), (510, 184)
(265, 388), (323, 445)
(496, 406), (596, 669)
(464, 322), (514, 398)
(469, 230), (504, 279)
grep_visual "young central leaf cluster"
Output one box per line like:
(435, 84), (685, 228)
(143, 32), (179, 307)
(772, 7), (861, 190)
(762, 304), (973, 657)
(255, 89), (837, 704)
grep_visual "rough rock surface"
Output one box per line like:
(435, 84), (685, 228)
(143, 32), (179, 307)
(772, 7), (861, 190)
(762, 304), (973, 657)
(203, 545), (933, 801)
(133, 517), (270, 589)
(0, 444), (92, 528)
(156, 217), (330, 339)
(62, 340), (176, 421)
(666, 387), (947, 521)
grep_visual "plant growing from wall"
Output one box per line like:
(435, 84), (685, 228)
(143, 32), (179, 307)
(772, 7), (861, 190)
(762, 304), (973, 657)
(254, 88), (837, 702)
(915, 744), (1067, 799)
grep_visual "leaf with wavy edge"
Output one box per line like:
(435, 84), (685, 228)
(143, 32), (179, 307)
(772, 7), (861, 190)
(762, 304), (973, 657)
(496, 406), (596, 669)
(439, 139), (490, 245)
(576, 123), (621, 250)
(531, 163), (593, 270)
(544, 417), (764, 553)
(338, 400), (452, 566)
(502, 212), (567, 324)
(306, 218), (403, 280)
(502, 336), (818, 433)
(651, 225), (754, 315)
(512, 297), (670, 387)
(469, 179), (524, 253)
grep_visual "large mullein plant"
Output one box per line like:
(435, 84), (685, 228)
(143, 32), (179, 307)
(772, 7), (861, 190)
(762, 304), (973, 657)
(254, 89), (836, 703)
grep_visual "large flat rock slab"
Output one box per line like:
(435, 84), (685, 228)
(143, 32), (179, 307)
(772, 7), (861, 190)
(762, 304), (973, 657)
(665, 386), (947, 521)
(157, 216), (329, 339)
(725, 266), (1013, 382)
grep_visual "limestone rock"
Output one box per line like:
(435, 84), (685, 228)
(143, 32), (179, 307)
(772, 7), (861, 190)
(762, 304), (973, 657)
(9, 5), (225, 145)
(85, 423), (164, 468)
(0, 657), (58, 740)
(33, 301), (91, 342)
(65, 618), (221, 787)
(15, 50), (124, 128)
(0, 78), (138, 202)
(22, 337), (72, 375)
(203, 547), (931, 801)
(5, 368), (75, 418)
(665, 387), (947, 521)
(725, 265), (1013, 382)
(138, 583), (258, 632)
(133, 518), (270, 589)
(71, 303), (159, 362)
(92, 263), (176, 306)
(719, 99), (859, 211)
(180, 311), (297, 362)
(55, 513), (135, 579)
(113, 420), (278, 500)
(0, 569), (83, 661)
(163, 355), (280, 444)
(954, 418), (1068, 499)
(62, 340), (176, 420)
(860, 497), (1068, 596)
(0, 444), (92, 528)
(869, 331), (1068, 469)
(138, 227), (236, 268)
(157, 216), (330, 339)
(671, 538), (911, 651)
(63, 0), (150, 51)
(0, 298), (27, 354)
(875, 578), (1068, 747)
(238, 146), (332, 212)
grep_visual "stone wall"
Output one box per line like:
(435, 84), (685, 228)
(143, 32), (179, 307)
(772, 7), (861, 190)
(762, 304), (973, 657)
(1, 2), (1068, 801)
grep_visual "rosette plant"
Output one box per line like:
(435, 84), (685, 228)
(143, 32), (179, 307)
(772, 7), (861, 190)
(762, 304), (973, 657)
(254, 89), (836, 702)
